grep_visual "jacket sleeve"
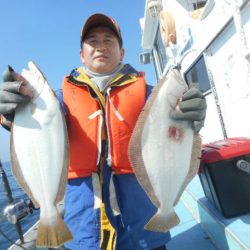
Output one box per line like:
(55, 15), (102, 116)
(146, 84), (154, 100)
(55, 89), (68, 116)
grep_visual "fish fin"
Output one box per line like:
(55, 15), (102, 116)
(174, 133), (202, 206)
(55, 111), (70, 204)
(128, 112), (160, 207)
(145, 209), (180, 232)
(10, 131), (40, 208)
(129, 69), (187, 208)
(36, 216), (73, 248)
(128, 76), (168, 208)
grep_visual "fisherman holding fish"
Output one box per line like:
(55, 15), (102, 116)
(0, 13), (206, 250)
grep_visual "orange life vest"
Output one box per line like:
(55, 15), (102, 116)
(63, 68), (146, 179)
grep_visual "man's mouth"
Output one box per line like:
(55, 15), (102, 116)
(95, 55), (108, 60)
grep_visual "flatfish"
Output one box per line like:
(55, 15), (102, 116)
(129, 69), (201, 232)
(10, 61), (73, 247)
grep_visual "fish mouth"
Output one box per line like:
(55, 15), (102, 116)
(21, 61), (46, 99)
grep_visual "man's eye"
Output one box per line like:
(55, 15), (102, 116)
(105, 39), (113, 43)
(86, 38), (97, 44)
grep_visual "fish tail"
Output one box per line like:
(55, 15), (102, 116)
(145, 209), (180, 232)
(36, 216), (73, 248)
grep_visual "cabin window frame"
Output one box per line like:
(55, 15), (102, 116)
(152, 25), (168, 80)
(184, 55), (211, 95)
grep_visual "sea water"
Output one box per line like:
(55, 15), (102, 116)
(0, 161), (39, 250)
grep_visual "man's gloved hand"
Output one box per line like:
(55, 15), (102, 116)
(170, 86), (207, 132)
(0, 66), (31, 115)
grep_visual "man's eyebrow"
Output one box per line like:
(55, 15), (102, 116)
(86, 33), (115, 39)
(85, 34), (97, 39)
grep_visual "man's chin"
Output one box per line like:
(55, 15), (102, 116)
(92, 63), (109, 73)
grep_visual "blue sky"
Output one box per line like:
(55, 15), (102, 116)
(0, 0), (157, 162)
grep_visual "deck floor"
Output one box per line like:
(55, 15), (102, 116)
(167, 200), (216, 250)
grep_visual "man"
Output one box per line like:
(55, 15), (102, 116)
(0, 13), (206, 250)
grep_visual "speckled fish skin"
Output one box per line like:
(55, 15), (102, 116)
(129, 69), (201, 232)
(10, 61), (73, 247)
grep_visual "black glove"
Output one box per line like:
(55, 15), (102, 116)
(170, 86), (207, 132)
(0, 66), (31, 115)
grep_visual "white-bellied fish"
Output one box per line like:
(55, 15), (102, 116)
(10, 61), (73, 247)
(129, 69), (201, 232)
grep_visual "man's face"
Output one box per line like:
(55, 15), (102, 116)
(80, 26), (125, 74)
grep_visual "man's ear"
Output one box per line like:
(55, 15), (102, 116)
(120, 48), (125, 62)
(80, 50), (85, 64)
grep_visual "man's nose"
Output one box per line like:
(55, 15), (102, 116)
(96, 41), (107, 50)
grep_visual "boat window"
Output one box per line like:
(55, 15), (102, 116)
(191, 0), (207, 10)
(154, 27), (168, 74)
(185, 55), (210, 93)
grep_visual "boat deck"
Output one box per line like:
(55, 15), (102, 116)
(181, 176), (250, 250)
(167, 201), (216, 250)
(8, 176), (250, 250)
